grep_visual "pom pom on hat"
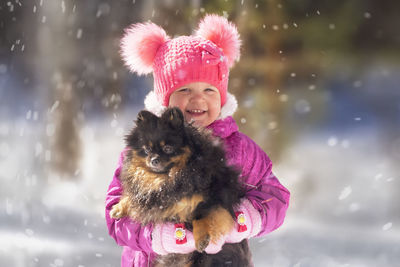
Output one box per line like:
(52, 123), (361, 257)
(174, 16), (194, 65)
(196, 14), (241, 68)
(120, 22), (170, 75)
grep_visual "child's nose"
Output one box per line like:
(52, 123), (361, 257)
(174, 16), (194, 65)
(190, 92), (204, 102)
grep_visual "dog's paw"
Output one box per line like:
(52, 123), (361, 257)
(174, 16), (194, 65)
(109, 205), (123, 219)
(193, 218), (211, 252)
(207, 207), (235, 244)
(195, 233), (210, 252)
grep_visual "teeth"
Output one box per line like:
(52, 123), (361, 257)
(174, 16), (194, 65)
(189, 109), (204, 113)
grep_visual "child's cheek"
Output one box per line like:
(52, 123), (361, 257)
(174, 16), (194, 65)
(168, 96), (185, 112)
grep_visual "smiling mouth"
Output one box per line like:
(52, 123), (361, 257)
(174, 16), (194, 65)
(186, 109), (207, 115)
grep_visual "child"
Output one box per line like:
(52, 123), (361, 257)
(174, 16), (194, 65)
(105, 14), (290, 267)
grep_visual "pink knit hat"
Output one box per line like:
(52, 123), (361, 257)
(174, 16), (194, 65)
(120, 14), (241, 107)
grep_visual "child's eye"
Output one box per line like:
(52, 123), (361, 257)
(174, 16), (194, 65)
(177, 88), (189, 93)
(205, 88), (216, 92)
(162, 145), (174, 154)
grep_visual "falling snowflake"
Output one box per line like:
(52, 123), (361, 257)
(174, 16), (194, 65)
(382, 222), (392, 231)
(328, 136), (338, 147)
(338, 186), (352, 200)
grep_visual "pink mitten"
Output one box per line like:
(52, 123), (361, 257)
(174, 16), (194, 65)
(152, 223), (225, 255)
(152, 223), (195, 255)
(225, 198), (262, 244)
(204, 236), (225, 254)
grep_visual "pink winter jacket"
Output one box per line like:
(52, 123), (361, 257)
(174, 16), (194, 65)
(105, 116), (290, 267)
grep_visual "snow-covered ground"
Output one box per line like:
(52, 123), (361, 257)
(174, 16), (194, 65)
(1, 113), (399, 267)
(251, 132), (400, 267)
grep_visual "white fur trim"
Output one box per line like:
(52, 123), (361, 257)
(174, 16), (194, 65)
(144, 91), (238, 119)
(218, 92), (238, 119)
(144, 91), (167, 117)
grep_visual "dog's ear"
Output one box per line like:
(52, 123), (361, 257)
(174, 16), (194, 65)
(161, 107), (184, 129)
(136, 110), (158, 125)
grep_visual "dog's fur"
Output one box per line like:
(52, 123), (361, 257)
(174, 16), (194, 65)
(110, 108), (251, 266)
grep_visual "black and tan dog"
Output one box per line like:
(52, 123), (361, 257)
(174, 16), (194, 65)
(110, 108), (251, 266)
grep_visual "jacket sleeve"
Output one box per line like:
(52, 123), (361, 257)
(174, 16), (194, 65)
(238, 134), (290, 237)
(105, 149), (154, 253)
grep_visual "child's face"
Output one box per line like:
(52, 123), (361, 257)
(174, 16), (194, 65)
(169, 82), (221, 127)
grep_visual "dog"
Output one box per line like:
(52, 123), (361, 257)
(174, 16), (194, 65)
(110, 107), (251, 266)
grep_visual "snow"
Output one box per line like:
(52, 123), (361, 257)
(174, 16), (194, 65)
(327, 136), (338, 146)
(1, 12), (399, 262)
(294, 99), (311, 114)
(76, 29), (83, 39)
(382, 223), (393, 231)
(1, 113), (399, 266)
(338, 186), (352, 200)
(61, 1), (66, 14)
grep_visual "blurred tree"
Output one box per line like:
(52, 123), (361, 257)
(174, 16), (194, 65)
(0, 0), (147, 178)
(2, 0), (399, 176)
(37, 0), (82, 177)
(198, 0), (400, 161)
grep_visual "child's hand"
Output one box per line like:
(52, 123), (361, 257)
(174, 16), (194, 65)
(152, 222), (225, 255)
(151, 199), (261, 255)
(225, 198), (262, 244)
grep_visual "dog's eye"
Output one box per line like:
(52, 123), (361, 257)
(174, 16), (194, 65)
(162, 145), (174, 154)
(143, 146), (151, 155)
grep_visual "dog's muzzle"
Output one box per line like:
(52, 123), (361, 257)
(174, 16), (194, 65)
(150, 155), (161, 168)
(147, 154), (169, 173)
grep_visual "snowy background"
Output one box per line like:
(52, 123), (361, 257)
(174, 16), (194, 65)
(1, 1), (400, 267)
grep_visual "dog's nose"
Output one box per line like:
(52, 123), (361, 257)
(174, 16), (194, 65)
(150, 155), (161, 167)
